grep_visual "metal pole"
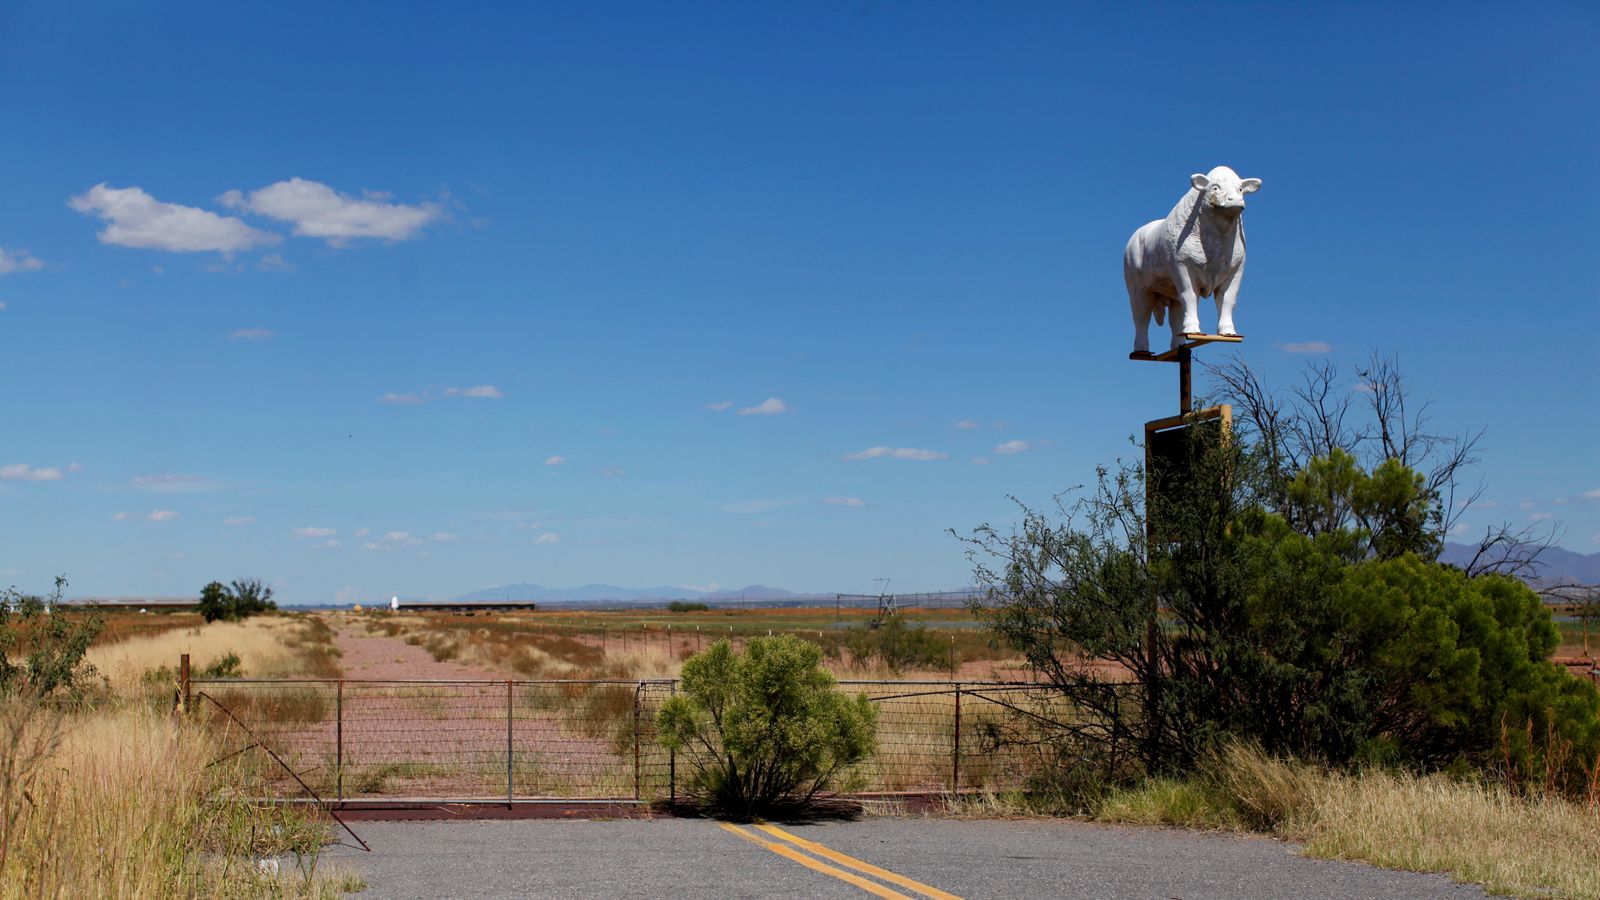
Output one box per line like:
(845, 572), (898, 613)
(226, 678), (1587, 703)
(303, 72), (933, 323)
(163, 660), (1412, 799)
(336, 680), (344, 802)
(668, 680), (677, 804)
(952, 684), (962, 792)
(1178, 345), (1192, 414)
(506, 680), (514, 807)
(633, 682), (643, 801)
(179, 653), (191, 712)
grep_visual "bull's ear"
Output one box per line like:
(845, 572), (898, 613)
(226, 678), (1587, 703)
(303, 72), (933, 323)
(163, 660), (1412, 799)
(1240, 178), (1262, 193)
(1190, 173), (1210, 190)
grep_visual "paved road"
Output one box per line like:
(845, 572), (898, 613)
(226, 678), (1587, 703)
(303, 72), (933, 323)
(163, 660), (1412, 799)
(320, 817), (1487, 899)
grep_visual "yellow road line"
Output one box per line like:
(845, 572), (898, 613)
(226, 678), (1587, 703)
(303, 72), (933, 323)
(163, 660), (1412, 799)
(754, 823), (963, 900)
(717, 822), (910, 899)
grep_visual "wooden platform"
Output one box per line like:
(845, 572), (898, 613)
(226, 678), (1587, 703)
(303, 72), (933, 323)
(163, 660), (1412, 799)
(1129, 333), (1243, 362)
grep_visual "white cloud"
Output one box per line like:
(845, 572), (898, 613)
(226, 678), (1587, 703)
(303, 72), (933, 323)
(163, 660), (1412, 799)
(112, 512), (134, 521)
(431, 532), (459, 542)
(534, 532), (561, 545)
(146, 509), (178, 523)
(377, 392), (426, 406)
(823, 496), (866, 507)
(131, 473), (221, 493)
(0, 463), (64, 481)
(68, 184), (278, 254)
(256, 253), (295, 272)
(995, 440), (1031, 456)
(954, 419), (978, 430)
(601, 466), (625, 479)
(1278, 341), (1333, 355)
(229, 327), (276, 341)
(67, 462), (83, 472)
(383, 531), (423, 545)
(319, 539), (341, 549)
(739, 397), (789, 416)
(0, 248), (44, 274)
(294, 526), (337, 538)
(221, 178), (440, 244)
(706, 401), (734, 412)
(1530, 512), (1554, 522)
(1580, 489), (1600, 502)
(842, 446), (947, 461)
(720, 499), (799, 514)
(354, 528), (371, 538)
(544, 456), (566, 467)
(223, 516), (254, 526)
(443, 384), (502, 399)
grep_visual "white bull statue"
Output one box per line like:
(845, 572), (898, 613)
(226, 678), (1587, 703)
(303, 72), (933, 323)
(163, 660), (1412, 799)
(1124, 166), (1262, 354)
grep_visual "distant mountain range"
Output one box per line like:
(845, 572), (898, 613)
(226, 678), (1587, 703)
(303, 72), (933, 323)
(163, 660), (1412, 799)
(1438, 542), (1600, 587)
(453, 583), (815, 605)
(451, 545), (1598, 607)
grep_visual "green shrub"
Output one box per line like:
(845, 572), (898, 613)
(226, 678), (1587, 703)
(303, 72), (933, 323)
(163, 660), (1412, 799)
(196, 578), (277, 623)
(657, 635), (877, 815)
(843, 616), (948, 674)
(1, 576), (102, 698)
(667, 601), (710, 613)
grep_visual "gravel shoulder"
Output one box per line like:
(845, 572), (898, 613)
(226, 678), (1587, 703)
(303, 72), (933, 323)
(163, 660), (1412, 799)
(320, 816), (1488, 899)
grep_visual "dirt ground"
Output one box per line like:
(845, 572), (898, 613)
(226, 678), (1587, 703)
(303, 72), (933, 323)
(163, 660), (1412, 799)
(333, 623), (511, 681)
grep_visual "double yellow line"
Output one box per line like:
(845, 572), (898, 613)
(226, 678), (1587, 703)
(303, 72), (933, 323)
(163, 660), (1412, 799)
(718, 821), (961, 899)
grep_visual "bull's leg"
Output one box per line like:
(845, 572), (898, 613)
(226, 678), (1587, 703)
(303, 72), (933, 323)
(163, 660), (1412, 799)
(1128, 286), (1153, 354)
(1165, 300), (1185, 349)
(1172, 267), (1201, 344)
(1215, 263), (1244, 336)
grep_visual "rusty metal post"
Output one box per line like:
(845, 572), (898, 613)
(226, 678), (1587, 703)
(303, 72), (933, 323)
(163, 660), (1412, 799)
(506, 680), (514, 807)
(633, 682), (643, 801)
(179, 653), (191, 712)
(952, 683), (962, 792)
(668, 680), (677, 804)
(1178, 345), (1192, 414)
(336, 680), (344, 802)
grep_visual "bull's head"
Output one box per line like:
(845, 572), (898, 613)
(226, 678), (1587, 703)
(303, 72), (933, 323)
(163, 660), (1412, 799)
(1190, 166), (1261, 217)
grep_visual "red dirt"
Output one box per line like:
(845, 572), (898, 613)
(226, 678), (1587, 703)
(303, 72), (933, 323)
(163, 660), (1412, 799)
(333, 624), (512, 681)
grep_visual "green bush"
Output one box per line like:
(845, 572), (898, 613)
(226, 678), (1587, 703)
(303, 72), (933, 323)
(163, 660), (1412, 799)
(842, 617), (948, 674)
(197, 578), (277, 623)
(667, 601), (710, 613)
(0, 576), (102, 698)
(657, 635), (877, 815)
(966, 358), (1600, 794)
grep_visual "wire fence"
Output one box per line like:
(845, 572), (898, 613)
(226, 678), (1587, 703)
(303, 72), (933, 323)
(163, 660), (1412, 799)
(189, 678), (1124, 804)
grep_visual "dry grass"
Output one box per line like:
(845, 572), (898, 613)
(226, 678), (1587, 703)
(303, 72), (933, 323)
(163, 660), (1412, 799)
(1092, 744), (1600, 899)
(0, 698), (362, 898)
(86, 614), (341, 698)
(87, 617), (300, 695)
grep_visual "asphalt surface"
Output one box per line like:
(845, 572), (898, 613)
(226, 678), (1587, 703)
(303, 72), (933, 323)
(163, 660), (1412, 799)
(319, 817), (1489, 899)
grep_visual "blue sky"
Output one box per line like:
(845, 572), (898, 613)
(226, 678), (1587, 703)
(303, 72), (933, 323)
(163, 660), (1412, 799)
(1, 2), (1596, 603)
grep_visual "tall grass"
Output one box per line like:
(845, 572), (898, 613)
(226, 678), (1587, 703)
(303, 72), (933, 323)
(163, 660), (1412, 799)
(0, 699), (361, 898)
(1093, 744), (1600, 899)
(86, 617), (301, 696)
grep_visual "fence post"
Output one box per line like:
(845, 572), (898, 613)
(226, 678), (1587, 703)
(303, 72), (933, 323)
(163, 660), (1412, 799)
(506, 680), (514, 807)
(668, 680), (677, 804)
(952, 683), (962, 792)
(336, 680), (344, 802)
(633, 682), (643, 802)
(179, 654), (191, 713)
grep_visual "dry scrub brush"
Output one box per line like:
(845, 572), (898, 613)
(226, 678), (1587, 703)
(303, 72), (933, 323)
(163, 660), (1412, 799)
(1095, 744), (1600, 900)
(0, 700), (361, 898)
